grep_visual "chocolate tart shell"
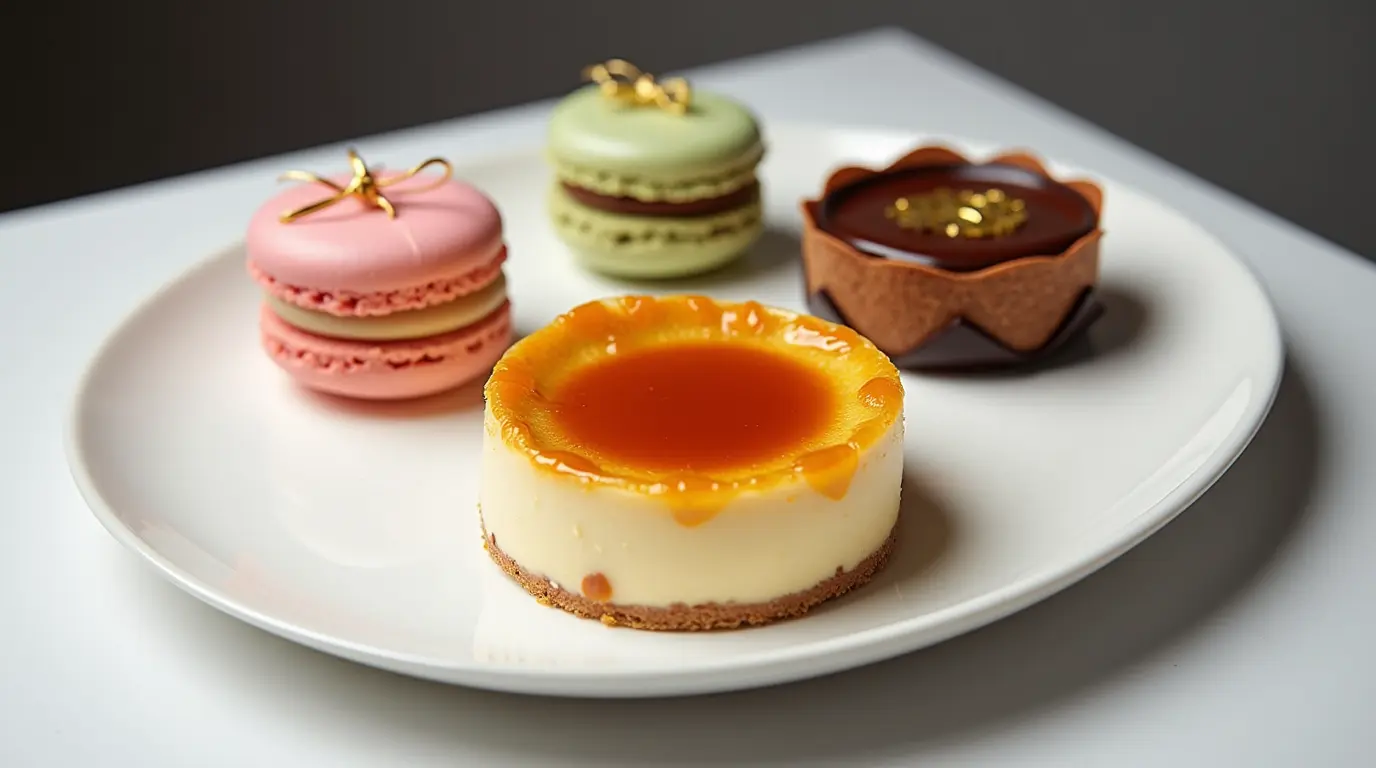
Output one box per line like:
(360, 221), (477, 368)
(801, 146), (1105, 370)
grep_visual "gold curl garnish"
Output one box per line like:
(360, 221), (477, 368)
(885, 187), (1028, 239)
(582, 59), (691, 115)
(277, 148), (453, 223)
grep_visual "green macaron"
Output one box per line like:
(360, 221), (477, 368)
(546, 72), (766, 279)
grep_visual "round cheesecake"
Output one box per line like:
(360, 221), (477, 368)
(479, 295), (905, 631)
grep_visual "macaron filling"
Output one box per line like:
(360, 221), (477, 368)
(559, 181), (759, 218)
(248, 245), (507, 317)
(261, 301), (512, 374)
(265, 273), (508, 342)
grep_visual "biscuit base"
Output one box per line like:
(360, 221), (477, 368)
(481, 524), (897, 632)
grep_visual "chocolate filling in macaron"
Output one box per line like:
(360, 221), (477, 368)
(559, 181), (761, 218)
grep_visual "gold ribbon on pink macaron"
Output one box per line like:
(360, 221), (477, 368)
(277, 148), (453, 223)
(583, 59), (691, 115)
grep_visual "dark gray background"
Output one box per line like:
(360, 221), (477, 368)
(6, 1), (1372, 257)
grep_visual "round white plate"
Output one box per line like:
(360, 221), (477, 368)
(66, 126), (1282, 698)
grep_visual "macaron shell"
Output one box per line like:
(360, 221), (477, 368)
(248, 174), (503, 295)
(260, 301), (512, 400)
(249, 244), (506, 317)
(548, 86), (763, 183)
(567, 229), (761, 280)
(265, 272), (509, 341)
(548, 187), (763, 278)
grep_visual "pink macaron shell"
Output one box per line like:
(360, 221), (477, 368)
(247, 172), (504, 297)
(260, 301), (512, 400)
(248, 246), (506, 317)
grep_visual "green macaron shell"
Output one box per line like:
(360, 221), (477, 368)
(548, 85), (764, 199)
(548, 186), (763, 279)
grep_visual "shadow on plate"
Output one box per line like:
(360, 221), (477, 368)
(297, 376), (487, 420)
(914, 280), (1152, 380)
(783, 467), (955, 624)
(121, 355), (1317, 766)
(1049, 281), (1151, 368)
(871, 468), (954, 587)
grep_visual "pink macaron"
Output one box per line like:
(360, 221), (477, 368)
(247, 151), (513, 400)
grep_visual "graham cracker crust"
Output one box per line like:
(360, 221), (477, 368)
(480, 523), (897, 632)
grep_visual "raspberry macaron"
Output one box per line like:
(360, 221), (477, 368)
(247, 149), (513, 400)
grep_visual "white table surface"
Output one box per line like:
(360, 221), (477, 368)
(3, 28), (1371, 766)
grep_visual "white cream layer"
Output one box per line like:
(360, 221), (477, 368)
(478, 413), (905, 608)
(267, 273), (507, 341)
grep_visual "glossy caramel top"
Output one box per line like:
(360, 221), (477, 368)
(483, 295), (904, 525)
(553, 342), (835, 473)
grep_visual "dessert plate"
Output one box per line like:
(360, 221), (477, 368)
(66, 125), (1282, 698)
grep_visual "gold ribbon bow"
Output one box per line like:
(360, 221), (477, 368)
(583, 59), (691, 115)
(277, 148), (453, 223)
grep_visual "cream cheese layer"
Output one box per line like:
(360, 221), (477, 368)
(478, 412), (904, 608)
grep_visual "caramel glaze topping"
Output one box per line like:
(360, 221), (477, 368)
(554, 343), (834, 473)
(484, 296), (904, 527)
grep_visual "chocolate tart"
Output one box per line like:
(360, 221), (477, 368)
(800, 145), (1106, 370)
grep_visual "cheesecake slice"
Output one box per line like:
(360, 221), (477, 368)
(479, 295), (905, 630)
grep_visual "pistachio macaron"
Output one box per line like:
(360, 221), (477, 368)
(547, 60), (766, 279)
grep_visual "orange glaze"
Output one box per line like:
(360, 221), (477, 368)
(581, 572), (613, 602)
(483, 295), (904, 525)
(550, 342), (836, 474)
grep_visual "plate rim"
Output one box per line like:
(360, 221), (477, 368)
(63, 124), (1286, 697)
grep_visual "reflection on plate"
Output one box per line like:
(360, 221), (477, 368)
(66, 126), (1282, 697)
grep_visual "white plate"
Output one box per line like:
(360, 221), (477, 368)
(66, 126), (1283, 698)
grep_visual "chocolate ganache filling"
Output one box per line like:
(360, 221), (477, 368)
(814, 162), (1097, 272)
(562, 181), (760, 218)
